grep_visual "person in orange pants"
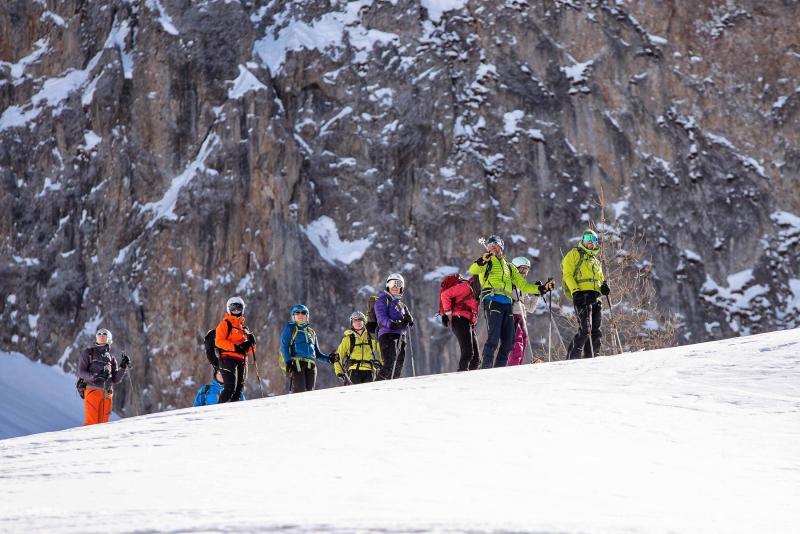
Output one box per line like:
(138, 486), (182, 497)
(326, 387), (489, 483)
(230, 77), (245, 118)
(78, 328), (131, 425)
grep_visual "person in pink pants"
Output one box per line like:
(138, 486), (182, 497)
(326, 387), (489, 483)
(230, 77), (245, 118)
(508, 257), (533, 366)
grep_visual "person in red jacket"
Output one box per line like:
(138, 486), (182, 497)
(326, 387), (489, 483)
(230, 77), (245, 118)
(215, 296), (255, 403)
(440, 275), (480, 371)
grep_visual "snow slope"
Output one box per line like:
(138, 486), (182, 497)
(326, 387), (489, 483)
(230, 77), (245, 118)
(0, 352), (118, 439)
(1, 329), (799, 533)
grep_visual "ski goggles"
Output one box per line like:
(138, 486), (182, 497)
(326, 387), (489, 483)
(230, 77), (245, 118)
(582, 233), (598, 244)
(229, 303), (244, 313)
(387, 279), (404, 289)
(96, 330), (110, 338)
(293, 310), (309, 315)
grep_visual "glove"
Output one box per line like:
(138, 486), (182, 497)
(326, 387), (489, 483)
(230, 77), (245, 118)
(120, 353), (131, 369)
(284, 361), (294, 374)
(234, 339), (253, 354)
(600, 282), (610, 296)
(329, 352), (340, 363)
(247, 333), (256, 345)
(537, 278), (555, 294)
(441, 315), (450, 328)
(390, 320), (406, 330)
(476, 252), (492, 266)
(404, 312), (415, 327)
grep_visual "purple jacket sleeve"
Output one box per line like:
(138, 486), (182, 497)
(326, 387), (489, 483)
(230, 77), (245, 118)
(111, 358), (127, 384)
(77, 349), (94, 381)
(374, 294), (394, 329)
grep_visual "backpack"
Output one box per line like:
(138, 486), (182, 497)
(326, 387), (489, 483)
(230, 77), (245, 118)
(343, 331), (379, 368)
(280, 324), (317, 370)
(204, 320), (233, 367)
(365, 295), (381, 334)
(438, 274), (462, 315)
(76, 377), (87, 399)
(469, 275), (481, 300)
(76, 347), (96, 398)
(561, 247), (586, 301)
(197, 384), (211, 406)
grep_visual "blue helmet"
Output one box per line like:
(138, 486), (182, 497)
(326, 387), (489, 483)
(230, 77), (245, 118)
(291, 304), (310, 320)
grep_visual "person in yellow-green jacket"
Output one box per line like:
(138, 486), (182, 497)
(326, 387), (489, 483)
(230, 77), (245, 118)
(561, 229), (609, 359)
(332, 311), (382, 385)
(469, 235), (554, 369)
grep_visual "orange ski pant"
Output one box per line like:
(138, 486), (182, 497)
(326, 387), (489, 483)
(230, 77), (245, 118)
(84, 388), (113, 425)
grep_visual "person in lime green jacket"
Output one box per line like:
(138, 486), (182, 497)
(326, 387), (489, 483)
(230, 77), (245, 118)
(469, 235), (554, 368)
(561, 229), (610, 359)
(332, 311), (382, 384)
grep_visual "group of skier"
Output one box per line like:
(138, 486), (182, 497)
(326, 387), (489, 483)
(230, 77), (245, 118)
(78, 229), (611, 423)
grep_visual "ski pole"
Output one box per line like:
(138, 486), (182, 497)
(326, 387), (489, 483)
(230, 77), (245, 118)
(547, 292), (553, 362)
(524, 296), (539, 364)
(408, 326), (416, 377)
(587, 300), (596, 358)
(605, 295), (623, 354)
(391, 337), (400, 380)
(124, 359), (141, 417)
(249, 346), (265, 397)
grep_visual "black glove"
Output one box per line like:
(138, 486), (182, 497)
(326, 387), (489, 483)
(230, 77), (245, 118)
(404, 312), (415, 327)
(600, 282), (610, 296)
(235, 339), (253, 354)
(247, 332), (256, 344)
(284, 361), (294, 374)
(441, 315), (450, 328)
(390, 320), (406, 329)
(475, 252), (492, 266)
(537, 278), (555, 294)
(329, 352), (340, 363)
(120, 353), (131, 369)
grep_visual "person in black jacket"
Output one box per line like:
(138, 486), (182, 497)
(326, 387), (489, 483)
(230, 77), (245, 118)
(77, 328), (130, 425)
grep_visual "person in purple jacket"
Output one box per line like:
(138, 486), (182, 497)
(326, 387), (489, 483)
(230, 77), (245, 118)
(77, 328), (130, 425)
(375, 273), (414, 380)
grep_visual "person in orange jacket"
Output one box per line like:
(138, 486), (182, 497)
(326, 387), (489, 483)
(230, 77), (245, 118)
(215, 296), (255, 403)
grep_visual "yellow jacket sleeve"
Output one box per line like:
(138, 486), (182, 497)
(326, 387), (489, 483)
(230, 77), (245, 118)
(510, 265), (541, 295)
(333, 335), (351, 376)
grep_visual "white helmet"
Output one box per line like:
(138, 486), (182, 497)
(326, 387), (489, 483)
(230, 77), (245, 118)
(95, 328), (113, 345)
(226, 296), (245, 315)
(511, 257), (531, 269)
(386, 273), (405, 293)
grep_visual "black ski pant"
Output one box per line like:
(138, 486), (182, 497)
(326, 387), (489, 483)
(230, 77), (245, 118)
(481, 300), (515, 369)
(349, 369), (375, 384)
(377, 333), (406, 380)
(288, 360), (317, 393)
(451, 316), (480, 371)
(218, 357), (245, 403)
(568, 291), (602, 359)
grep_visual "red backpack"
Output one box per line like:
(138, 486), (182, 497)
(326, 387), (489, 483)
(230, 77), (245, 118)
(438, 274), (462, 315)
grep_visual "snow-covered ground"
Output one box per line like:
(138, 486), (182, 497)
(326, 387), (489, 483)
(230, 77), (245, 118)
(1, 329), (799, 533)
(0, 352), (118, 439)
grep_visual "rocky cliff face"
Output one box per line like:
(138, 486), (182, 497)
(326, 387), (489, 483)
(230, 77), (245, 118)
(2, 0), (798, 414)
